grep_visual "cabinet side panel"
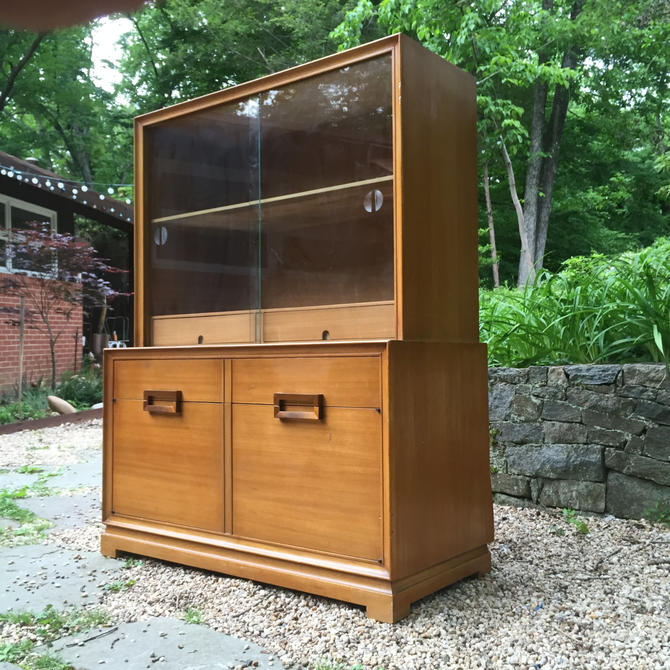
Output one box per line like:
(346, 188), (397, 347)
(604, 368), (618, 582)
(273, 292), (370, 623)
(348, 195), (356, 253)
(398, 36), (478, 342)
(388, 341), (493, 579)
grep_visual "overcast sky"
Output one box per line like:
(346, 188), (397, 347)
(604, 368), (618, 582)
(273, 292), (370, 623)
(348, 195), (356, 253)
(91, 16), (133, 93)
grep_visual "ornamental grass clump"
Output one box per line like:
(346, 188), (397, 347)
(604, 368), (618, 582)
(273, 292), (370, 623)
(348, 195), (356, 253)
(480, 238), (670, 367)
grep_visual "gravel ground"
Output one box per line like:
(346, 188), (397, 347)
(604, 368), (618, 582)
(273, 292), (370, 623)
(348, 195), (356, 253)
(0, 419), (103, 467)
(2, 422), (669, 670)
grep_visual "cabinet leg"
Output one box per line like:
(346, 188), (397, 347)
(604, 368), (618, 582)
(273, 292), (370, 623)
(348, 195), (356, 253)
(365, 596), (411, 623)
(100, 534), (119, 559)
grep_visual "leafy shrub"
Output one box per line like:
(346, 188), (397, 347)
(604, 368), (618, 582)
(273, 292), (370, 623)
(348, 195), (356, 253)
(481, 238), (670, 366)
(0, 363), (102, 424)
(55, 368), (102, 409)
(0, 386), (49, 425)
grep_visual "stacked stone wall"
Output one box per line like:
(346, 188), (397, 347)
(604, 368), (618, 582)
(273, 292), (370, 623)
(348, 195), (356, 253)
(489, 363), (670, 519)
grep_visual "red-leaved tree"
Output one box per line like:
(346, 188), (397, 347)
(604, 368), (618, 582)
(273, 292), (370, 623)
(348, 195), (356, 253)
(1, 221), (126, 389)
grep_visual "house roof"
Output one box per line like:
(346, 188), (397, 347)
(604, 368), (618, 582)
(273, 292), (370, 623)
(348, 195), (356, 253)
(0, 150), (133, 225)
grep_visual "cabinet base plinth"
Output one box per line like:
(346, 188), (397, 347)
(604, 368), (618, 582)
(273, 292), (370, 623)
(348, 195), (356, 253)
(100, 524), (490, 622)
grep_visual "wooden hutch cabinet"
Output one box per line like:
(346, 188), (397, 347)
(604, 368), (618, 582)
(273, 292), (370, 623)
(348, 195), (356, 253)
(101, 34), (494, 623)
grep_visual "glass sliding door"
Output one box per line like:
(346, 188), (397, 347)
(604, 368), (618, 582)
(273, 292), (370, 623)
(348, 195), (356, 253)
(259, 54), (395, 316)
(144, 53), (395, 345)
(146, 98), (261, 344)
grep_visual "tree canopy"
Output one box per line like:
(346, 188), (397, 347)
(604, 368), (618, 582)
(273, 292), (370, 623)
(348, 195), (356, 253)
(0, 0), (667, 286)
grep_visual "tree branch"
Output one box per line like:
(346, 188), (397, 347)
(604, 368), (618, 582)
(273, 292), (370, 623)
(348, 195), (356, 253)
(0, 32), (47, 113)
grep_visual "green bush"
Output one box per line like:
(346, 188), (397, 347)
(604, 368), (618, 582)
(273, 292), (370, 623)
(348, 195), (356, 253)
(55, 368), (102, 409)
(0, 387), (49, 425)
(481, 238), (670, 367)
(0, 363), (102, 424)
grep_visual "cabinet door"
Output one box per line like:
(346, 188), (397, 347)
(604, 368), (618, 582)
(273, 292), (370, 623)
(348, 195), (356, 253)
(112, 400), (224, 532)
(232, 404), (382, 561)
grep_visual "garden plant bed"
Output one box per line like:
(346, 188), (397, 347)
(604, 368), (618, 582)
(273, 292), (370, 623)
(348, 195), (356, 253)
(0, 408), (103, 437)
(0, 421), (668, 669)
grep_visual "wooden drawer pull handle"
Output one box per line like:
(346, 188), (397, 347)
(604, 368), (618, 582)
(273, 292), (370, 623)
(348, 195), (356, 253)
(143, 390), (182, 414)
(273, 393), (323, 421)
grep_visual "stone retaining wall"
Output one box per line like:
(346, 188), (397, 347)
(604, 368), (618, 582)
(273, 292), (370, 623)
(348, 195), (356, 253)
(489, 363), (670, 519)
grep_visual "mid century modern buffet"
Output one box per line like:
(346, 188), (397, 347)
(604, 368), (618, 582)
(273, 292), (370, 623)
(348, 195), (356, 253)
(101, 33), (494, 623)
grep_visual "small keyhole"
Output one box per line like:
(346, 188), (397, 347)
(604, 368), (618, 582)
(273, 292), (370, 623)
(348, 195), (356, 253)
(197, 335), (204, 344)
(322, 330), (330, 340)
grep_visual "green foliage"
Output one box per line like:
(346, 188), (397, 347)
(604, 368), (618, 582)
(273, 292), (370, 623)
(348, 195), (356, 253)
(562, 508), (589, 535)
(0, 605), (107, 670)
(0, 487), (33, 522)
(102, 579), (136, 592)
(183, 607), (203, 625)
(644, 501), (670, 528)
(122, 557), (143, 569)
(333, 0), (670, 285)
(0, 402), (47, 425)
(117, 0), (358, 113)
(0, 386), (50, 425)
(481, 238), (670, 366)
(0, 639), (35, 664)
(0, 605), (108, 642)
(55, 368), (102, 410)
(1, 0), (667, 286)
(16, 465), (44, 474)
(0, 363), (101, 424)
(549, 524), (566, 537)
(0, 484), (56, 545)
(30, 653), (74, 670)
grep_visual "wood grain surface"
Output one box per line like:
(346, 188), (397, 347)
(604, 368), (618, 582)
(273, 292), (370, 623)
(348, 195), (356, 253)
(231, 404), (383, 561)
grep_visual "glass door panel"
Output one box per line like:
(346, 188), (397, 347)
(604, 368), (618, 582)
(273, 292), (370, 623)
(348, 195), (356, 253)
(259, 54), (394, 318)
(146, 97), (261, 341)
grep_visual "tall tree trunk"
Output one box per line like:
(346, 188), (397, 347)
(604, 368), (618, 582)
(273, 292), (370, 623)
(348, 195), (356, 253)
(483, 160), (500, 288)
(534, 47), (580, 265)
(501, 140), (533, 278)
(517, 0), (585, 286)
(517, 0), (552, 286)
(70, 123), (95, 184)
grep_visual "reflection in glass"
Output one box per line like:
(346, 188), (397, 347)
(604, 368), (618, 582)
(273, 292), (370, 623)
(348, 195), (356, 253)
(147, 96), (260, 317)
(10, 207), (52, 273)
(363, 189), (384, 213)
(145, 53), (394, 337)
(260, 54), (394, 310)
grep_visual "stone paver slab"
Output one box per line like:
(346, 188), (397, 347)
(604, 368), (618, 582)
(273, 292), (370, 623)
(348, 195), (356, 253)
(0, 544), (124, 612)
(45, 458), (102, 489)
(17, 491), (99, 531)
(0, 471), (44, 491)
(46, 617), (281, 670)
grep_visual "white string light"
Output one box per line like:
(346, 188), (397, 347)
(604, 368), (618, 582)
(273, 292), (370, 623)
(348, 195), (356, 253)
(0, 162), (133, 221)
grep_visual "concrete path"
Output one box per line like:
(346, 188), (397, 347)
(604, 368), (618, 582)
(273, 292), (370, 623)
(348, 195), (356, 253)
(0, 449), (287, 670)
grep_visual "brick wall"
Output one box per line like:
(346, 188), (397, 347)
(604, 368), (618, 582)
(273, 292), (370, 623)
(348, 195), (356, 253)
(0, 272), (83, 394)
